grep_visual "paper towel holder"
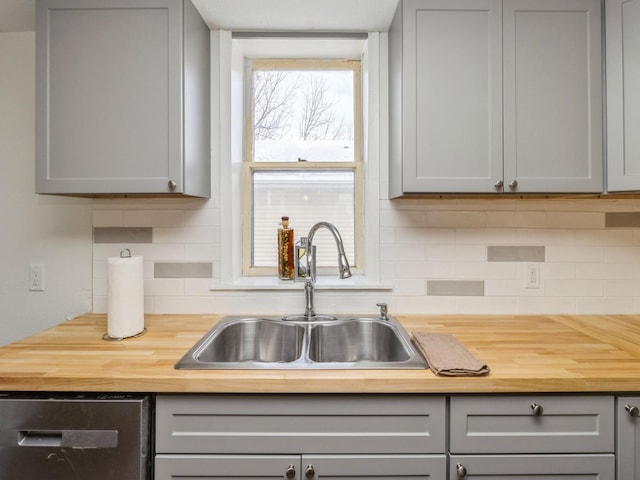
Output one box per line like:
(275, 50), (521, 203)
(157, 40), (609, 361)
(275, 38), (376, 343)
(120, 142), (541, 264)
(102, 248), (147, 341)
(102, 328), (147, 342)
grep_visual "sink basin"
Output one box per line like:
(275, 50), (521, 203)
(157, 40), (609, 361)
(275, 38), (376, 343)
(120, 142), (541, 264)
(308, 319), (411, 363)
(195, 318), (304, 363)
(175, 315), (426, 370)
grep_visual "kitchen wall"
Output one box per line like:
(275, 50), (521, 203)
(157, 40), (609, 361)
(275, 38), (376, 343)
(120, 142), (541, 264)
(91, 195), (640, 317)
(0, 32), (93, 345)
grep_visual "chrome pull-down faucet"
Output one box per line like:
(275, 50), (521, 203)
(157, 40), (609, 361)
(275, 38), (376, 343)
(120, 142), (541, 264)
(297, 221), (352, 318)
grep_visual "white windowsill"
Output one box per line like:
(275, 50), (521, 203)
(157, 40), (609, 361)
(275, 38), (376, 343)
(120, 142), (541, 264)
(210, 275), (392, 291)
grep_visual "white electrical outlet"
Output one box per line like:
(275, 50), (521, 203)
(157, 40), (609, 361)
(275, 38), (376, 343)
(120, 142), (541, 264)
(29, 264), (45, 291)
(525, 263), (540, 289)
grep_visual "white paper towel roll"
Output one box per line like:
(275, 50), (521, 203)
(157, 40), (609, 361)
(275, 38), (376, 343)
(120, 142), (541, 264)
(107, 255), (144, 339)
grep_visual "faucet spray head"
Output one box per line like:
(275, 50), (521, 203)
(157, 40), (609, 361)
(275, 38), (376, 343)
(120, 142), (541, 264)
(338, 253), (352, 279)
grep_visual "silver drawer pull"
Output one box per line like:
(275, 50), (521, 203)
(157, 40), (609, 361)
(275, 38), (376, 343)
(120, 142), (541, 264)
(456, 463), (467, 478)
(305, 465), (315, 479)
(531, 403), (544, 416)
(625, 404), (640, 417)
(285, 464), (296, 479)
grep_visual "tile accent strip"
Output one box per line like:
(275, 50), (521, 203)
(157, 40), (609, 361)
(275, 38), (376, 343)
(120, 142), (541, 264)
(605, 212), (640, 228)
(93, 227), (152, 244)
(487, 246), (545, 262)
(427, 280), (485, 296)
(154, 262), (213, 279)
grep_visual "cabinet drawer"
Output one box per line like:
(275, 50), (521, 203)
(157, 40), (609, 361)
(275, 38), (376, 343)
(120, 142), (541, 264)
(156, 394), (446, 454)
(450, 395), (614, 454)
(450, 454), (614, 479)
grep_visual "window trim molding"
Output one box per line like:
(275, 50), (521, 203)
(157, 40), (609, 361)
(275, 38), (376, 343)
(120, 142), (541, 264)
(214, 31), (385, 290)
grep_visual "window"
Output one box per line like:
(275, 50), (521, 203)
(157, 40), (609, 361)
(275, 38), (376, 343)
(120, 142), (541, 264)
(242, 59), (363, 276)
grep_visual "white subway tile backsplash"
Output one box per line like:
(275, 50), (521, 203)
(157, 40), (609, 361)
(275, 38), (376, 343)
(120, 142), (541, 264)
(425, 210), (486, 228)
(517, 296), (577, 314)
(455, 228), (516, 245)
(93, 209), (124, 227)
(91, 198), (640, 316)
(153, 226), (215, 244)
(546, 246), (604, 263)
(426, 244), (486, 262)
(574, 229), (633, 245)
(486, 211), (546, 228)
(576, 263), (632, 280)
(545, 279), (603, 297)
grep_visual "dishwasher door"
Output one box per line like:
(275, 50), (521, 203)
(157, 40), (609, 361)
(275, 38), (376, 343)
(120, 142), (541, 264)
(0, 394), (150, 479)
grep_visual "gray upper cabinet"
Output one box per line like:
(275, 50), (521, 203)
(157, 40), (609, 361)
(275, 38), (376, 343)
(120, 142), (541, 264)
(606, 0), (640, 192)
(389, 0), (603, 196)
(36, 0), (210, 197)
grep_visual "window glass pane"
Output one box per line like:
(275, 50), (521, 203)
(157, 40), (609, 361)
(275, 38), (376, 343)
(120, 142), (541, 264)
(252, 170), (355, 268)
(253, 69), (354, 162)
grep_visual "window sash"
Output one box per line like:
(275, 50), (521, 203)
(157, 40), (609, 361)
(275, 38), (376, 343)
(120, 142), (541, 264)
(242, 59), (363, 277)
(242, 162), (363, 276)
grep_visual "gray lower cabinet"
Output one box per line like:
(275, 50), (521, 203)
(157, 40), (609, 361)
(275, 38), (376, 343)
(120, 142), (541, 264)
(155, 454), (446, 480)
(155, 394), (447, 479)
(36, 0), (210, 197)
(450, 395), (615, 480)
(617, 397), (640, 480)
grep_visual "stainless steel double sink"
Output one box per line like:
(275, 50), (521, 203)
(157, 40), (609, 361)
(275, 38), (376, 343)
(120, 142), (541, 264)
(175, 315), (427, 369)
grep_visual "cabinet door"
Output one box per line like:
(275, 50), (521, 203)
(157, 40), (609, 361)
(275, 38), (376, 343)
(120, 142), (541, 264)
(155, 455), (300, 480)
(503, 0), (603, 193)
(302, 455), (446, 480)
(393, 0), (503, 194)
(606, 0), (640, 191)
(36, 0), (182, 194)
(450, 454), (614, 480)
(617, 397), (640, 480)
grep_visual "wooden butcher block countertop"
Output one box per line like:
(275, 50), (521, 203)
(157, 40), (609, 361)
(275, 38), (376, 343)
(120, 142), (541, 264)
(1, 314), (640, 394)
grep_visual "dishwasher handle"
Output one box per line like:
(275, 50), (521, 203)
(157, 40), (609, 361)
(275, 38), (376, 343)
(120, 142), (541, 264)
(14, 429), (118, 449)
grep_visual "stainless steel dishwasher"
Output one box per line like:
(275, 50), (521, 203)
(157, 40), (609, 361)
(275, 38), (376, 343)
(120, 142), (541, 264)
(0, 393), (151, 479)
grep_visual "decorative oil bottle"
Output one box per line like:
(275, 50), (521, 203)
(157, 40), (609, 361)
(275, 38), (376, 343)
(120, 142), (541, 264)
(277, 216), (295, 280)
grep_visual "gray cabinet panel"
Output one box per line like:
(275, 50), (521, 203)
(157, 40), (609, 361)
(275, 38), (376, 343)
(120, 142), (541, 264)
(606, 0), (640, 191)
(450, 395), (614, 454)
(156, 394), (446, 454)
(503, 0), (602, 193)
(617, 397), (640, 480)
(155, 454), (299, 480)
(302, 454), (446, 479)
(390, 0), (503, 196)
(36, 0), (210, 197)
(450, 454), (615, 479)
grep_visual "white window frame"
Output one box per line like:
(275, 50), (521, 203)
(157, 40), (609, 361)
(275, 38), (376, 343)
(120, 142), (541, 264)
(214, 31), (385, 289)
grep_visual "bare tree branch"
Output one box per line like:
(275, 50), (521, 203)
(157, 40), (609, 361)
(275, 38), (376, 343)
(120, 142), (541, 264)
(298, 76), (336, 141)
(253, 71), (298, 140)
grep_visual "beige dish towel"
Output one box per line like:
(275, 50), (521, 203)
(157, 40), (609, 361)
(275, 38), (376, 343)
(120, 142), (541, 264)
(412, 332), (490, 376)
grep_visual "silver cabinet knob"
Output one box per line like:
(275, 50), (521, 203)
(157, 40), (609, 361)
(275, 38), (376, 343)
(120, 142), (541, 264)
(508, 179), (518, 189)
(531, 403), (544, 416)
(494, 179), (504, 189)
(305, 465), (315, 479)
(168, 180), (177, 190)
(456, 463), (467, 478)
(285, 464), (296, 479)
(625, 404), (640, 417)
